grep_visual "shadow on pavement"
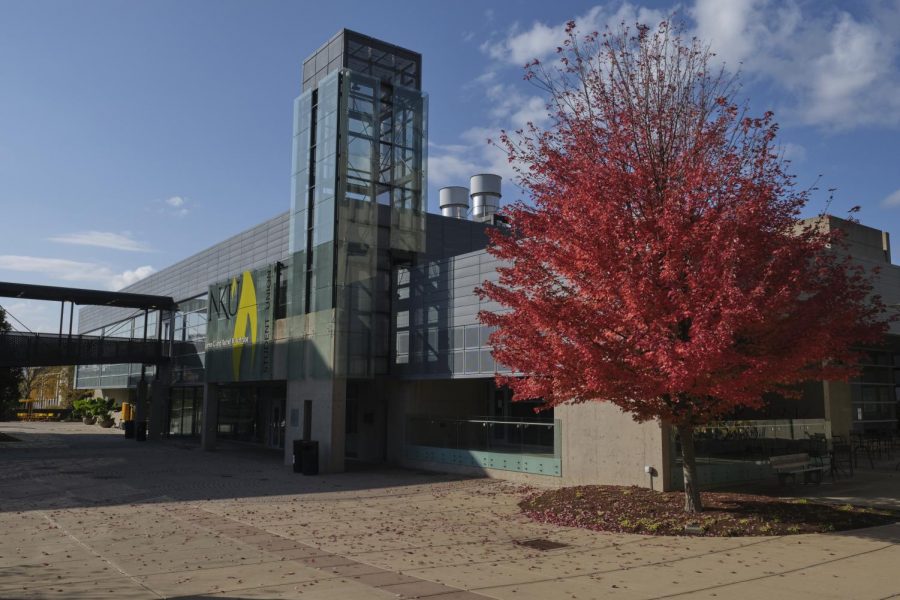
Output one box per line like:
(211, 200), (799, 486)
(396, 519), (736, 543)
(0, 422), (479, 515)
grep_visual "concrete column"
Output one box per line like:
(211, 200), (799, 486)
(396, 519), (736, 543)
(134, 374), (148, 442)
(201, 382), (218, 451)
(824, 380), (852, 439)
(285, 378), (345, 472)
(557, 402), (667, 489)
(284, 382), (304, 466)
(147, 363), (170, 441)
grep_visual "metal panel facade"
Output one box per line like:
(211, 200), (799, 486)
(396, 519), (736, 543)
(393, 246), (511, 379)
(78, 212), (290, 333)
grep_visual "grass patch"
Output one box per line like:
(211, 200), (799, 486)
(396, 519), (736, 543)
(519, 485), (900, 537)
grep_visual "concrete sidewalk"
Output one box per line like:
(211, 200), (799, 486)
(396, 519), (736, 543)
(1, 421), (899, 599)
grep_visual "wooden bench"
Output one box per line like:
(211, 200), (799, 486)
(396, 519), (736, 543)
(769, 453), (828, 485)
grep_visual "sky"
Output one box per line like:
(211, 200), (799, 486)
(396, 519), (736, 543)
(2, 0), (900, 332)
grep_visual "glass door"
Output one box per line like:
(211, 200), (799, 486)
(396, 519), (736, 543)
(267, 397), (285, 449)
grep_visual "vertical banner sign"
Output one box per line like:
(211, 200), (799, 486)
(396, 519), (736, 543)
(206, 265), (275, 382)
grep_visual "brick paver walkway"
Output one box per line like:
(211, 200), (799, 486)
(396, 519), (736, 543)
(1, 421), (899, 599)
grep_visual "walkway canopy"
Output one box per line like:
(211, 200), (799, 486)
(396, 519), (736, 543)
(0, 281), (175, 311)
(0, 281), (176, 368)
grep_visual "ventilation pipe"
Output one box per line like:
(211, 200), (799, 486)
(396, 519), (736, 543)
(469, 174), (502, 223)
(439, 186), (470, 219)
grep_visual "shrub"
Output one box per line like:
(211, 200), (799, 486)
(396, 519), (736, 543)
(72, 397), (115, 420)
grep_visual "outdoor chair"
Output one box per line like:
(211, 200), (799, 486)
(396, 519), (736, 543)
(851, 435), (876, 469)
(830, 442), (854, 478)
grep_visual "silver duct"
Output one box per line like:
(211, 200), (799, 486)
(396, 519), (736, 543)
(439, 186), (470, 219)
(469, 174), (501, 223)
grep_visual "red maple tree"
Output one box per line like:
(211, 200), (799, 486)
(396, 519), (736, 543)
(477, 21), (889, 513)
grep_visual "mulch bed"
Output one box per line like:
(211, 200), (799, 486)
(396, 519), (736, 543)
(0, 432), (20, 442)
(520, 485), (900, 536)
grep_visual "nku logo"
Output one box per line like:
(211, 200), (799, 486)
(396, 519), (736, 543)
(209, 271), (258, 381)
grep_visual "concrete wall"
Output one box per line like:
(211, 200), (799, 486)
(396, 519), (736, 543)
(556, 402), (668, 490)
(824, 380), (853, 439)
(285, 378), (345, 473)
(806, 215), (900, 335)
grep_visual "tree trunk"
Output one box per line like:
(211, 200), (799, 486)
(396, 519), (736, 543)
(677, 422), (703, 513)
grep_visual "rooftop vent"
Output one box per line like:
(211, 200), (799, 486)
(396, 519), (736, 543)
(470, 174), (502, 223)
(439, 186), (469, 219)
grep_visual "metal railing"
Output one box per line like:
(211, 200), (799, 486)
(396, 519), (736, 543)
(406, 415), (559, 457)
(0, 331), (168, 367)
(673, 419), (831, 461)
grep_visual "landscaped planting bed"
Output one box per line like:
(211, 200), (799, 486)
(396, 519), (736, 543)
(520, 485), (900, 536)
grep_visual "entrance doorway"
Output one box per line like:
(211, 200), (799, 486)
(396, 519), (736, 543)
(168, 386), (202, 437)
(216, 382), (286, 448)
(266, 396), (285, 450)
(345, 381), (386, 463)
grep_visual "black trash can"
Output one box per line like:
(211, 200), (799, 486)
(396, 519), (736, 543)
(123, 420), (135, 439)
(293, 439), (319, 475)
(135, 421), (147, 442)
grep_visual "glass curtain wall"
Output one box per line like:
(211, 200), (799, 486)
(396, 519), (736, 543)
(286, 66), (426, 381)
(74, 307), (173, 389)
(850, 350), (899, 433)
(334, 70), (379, 378)
(286, 71), (340, 381)
(287, 29), (427, 386)
(168, 386), (202, 436)
(217, 386), (260, 442)
(332, 68), (426, 379)
(171, 296), (208, 385)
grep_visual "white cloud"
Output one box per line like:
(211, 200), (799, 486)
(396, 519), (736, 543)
(108, 266), (156, 290)
(47, 231), (151, 252)
(691, 0), (797, 70)
(483, 18), (561, 66)
(882, 188), (900, 208)
(428, 153), (482, 188)
(691, 1), (900, 130)
(158, 195), (190, 217)
(477, 2), (900, 134)
(802, 13), (898, 127)
(0, 255), (155, 291)
(439, 2), (666, 200)
(430, 72), (551, 190)
(781, 142), (807, 163)
(436, 0), (900, 210)
(428, 126), (519, 193)
(482, 3), (665, 66)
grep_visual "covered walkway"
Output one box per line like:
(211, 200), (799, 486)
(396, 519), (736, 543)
(0, 280), (175, 368)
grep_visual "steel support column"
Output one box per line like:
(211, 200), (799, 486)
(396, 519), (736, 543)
(201, 382), (218, 451)
(134, 367), (147, 442)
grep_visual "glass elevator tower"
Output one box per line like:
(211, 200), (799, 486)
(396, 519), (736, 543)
(286, 30), (427, 381)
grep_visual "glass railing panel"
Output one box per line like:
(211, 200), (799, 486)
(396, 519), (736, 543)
(406, 415), (558, 454)
(668, 418), (832, 489)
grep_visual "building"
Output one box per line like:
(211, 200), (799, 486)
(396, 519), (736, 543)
(76, 30), (900, 491)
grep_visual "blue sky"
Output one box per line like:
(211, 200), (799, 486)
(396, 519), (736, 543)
(2, 0), (900, 331)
